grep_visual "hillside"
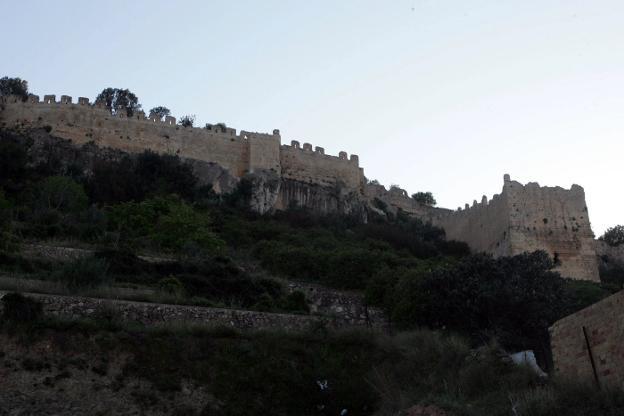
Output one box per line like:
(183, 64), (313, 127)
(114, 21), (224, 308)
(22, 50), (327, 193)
(1, 126), (624, 415)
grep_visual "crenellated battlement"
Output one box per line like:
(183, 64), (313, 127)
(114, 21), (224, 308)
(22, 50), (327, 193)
(0, 93), (363, 190)
(437, 174), (599, 281)
(0, 93), (601, 281)
(1, 93), (282, 143)
(281, 140), (359, 167)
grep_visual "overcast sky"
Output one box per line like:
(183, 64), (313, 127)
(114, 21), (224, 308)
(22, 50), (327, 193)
(3, 0), (623, 234)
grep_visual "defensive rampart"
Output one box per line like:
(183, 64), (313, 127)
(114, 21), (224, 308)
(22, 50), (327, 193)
(0, 95), (362, 190)
(436, 175), (599, 281)
(0, 94), (603, 281)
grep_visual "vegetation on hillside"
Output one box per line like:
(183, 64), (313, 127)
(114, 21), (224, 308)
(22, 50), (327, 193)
(2, 303), (624, 416)
(0, 126), (623, 414)
(600, 225), (624, 247)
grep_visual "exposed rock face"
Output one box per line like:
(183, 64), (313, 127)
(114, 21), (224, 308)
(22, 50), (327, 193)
(246, 169), (281, 214)
(186, 159), (239, 194)
(276, 178), (368, 220)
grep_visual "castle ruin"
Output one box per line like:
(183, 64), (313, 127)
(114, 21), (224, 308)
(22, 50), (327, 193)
(0, 94), (600, 281)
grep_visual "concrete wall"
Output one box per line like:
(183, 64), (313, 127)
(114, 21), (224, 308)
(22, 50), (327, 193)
(550, 290), (624, 390)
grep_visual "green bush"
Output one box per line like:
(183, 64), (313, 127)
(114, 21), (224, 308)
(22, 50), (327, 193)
(158, 276), (185, 298)
(107, 196), (224, 253)
(0, 189), (18, 252)
(52, 256), (110, 290)
(385, 251), (569, 355)
(35, 176), (88, 214)
(1, 293), (43, 323)
(280, 291), (310, 313)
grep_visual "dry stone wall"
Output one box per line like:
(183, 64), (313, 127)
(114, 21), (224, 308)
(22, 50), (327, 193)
(286, 281), (386, 328)
(0, 291), (387, 331)
(550, 290), (624, 390)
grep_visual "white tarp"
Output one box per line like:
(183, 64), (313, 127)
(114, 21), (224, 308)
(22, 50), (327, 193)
(510, 350), (548, 377)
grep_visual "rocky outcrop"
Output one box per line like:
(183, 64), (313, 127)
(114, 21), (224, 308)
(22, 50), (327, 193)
(276, 178), (368, 220)
(246, 169), (281, 214)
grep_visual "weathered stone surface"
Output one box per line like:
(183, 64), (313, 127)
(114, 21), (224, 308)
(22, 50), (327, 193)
(373, 175), (599, 281)
(549, 290), (624, 390)
(0, 291), (387, 331)
(286, 281), (385, 327)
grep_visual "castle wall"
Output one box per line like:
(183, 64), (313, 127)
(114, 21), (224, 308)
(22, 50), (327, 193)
(435, 190), (512, 257)
(0, 95), (278, 178)
(280, 141), (364, 190)
(364, 183), (450, 220)
(503, 177), (599, 281)
(550, 290), (624, 390)
(0, 94), (603, 282)
(435, 175), (599, 281)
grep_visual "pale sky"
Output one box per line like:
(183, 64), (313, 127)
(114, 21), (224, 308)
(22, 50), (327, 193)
(3, 0), (622, 235)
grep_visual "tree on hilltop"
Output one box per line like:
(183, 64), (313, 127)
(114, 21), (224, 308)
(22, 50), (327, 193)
(95, 88), (141, 117)
(149, 106), (171, 120)
(600, 225), (624, 247)
(0, 76), (29, 101)
(412, 191), (437, 206)
(178, 115), (195, 128)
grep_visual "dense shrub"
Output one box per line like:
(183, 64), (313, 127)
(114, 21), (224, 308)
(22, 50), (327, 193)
(107, 196), (224, 253)
(280, 291), (310, 313)
(1, 293), (43, 323)
(51, 256), (110, 290)
(0, 132), (31, 195)
(87, 151), (198, 203)
(381, 251), (570, 355)
(599, 259), (624, 291)
(600, 225), (624, 247)
(157, 276), (185, 298)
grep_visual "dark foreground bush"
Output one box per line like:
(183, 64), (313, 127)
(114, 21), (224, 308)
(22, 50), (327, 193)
(4, 321), (623, 416)
(1, 292), (43, 323)
(52, 256), (110, 290)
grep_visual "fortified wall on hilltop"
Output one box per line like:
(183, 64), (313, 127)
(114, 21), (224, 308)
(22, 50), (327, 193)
(0, 94), (600, 281)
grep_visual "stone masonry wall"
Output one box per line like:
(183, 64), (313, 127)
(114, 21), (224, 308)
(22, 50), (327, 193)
(286, 281), (386, 328)
(280, 141), (363, 190)
(550, 290), (624, 390)
(435, 175), (599, 281)
(0, 291), (387, 331)
(503, 176), (598, 281)
(0, 95), (361, 192)
(434, 185), (512, 257)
